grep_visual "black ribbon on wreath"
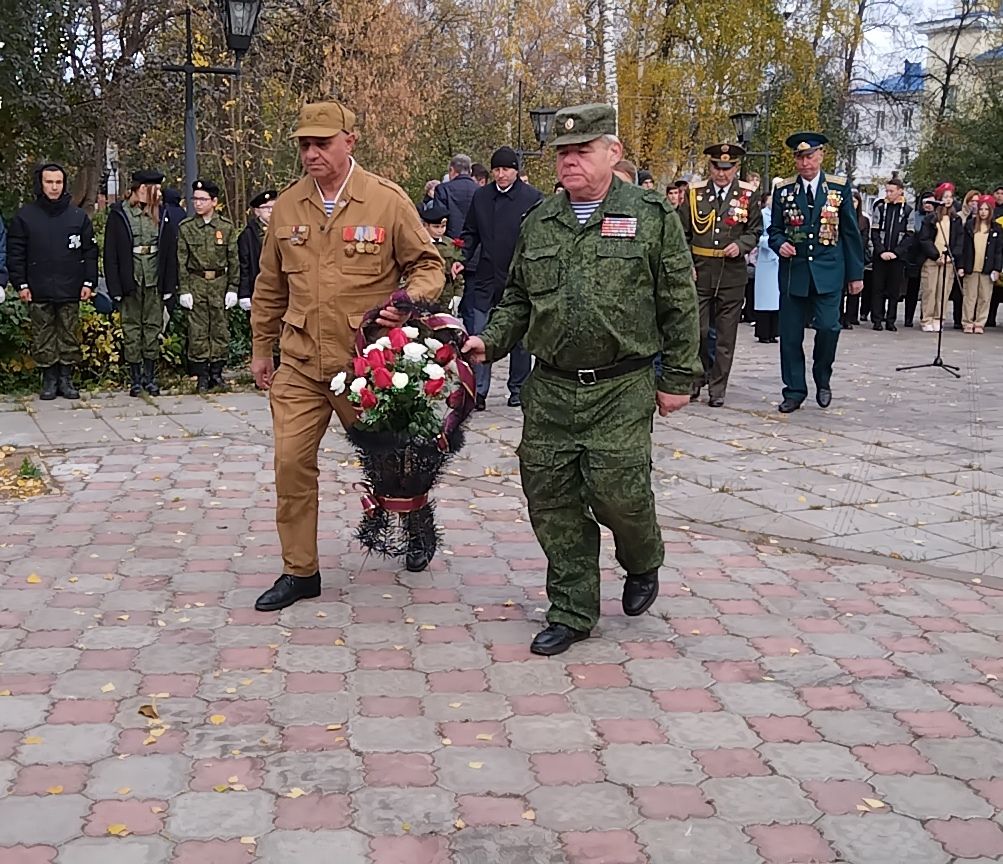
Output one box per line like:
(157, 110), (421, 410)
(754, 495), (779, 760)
(346, 290), (476, 561)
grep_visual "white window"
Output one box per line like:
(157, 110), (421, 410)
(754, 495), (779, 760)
(876, 110), (886, 131)
(903, 108), (913, 129)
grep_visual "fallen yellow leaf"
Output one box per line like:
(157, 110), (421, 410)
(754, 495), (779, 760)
(789, 648), (800, 655)
(454, 818), (466, 830)
(522, 809), (536, 821)
(240, 837), (256, 845)
(23, 736), (43, 745)
(862, 798), (887, 809)
(209, 714), (226, 726)
(26, 573), (42, 584)
(286, 787), (307, 798)
(101, 683), (116, 693)
(0, 690), (10, 697)
(475, 734), (494, 741)
(150, 806), (165, 814)
(326, 724), (343, 731)
(448, 702), (463, 709)
(441, 738), (452, 745)
(117, 787), (131, 795)
(468, 761), (483, 769)
(227, 776), (240, 784)
(46, 786), (64, 795)
(107, 824), (130, 837)
(213, 784), (230, 793)
(402, 821), (412, 832)
(143, 736), (157, 746)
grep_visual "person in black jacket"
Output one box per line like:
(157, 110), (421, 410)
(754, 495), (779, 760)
(957, 195), (1003, 333)
(433, 154), (479, 238)
(8, 163), (97, 400)
(917, 182), (964, 332)
(869, 178), (913, 331)
(455, 146), (544, 409)
(104, 169), (178, 396)
(237, 189), (275, 311)
(0, 213), (8, 304)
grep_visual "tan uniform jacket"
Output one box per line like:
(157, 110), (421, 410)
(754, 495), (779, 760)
(251, 166), (444, 381)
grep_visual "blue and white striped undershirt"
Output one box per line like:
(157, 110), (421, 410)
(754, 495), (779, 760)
(570, 200), (602, 225)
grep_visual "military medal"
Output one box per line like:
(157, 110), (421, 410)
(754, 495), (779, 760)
(600, 216), (638, 238)
(819, 186), (841, 245)
(215, 229), (224, 246)
(345, 244), (356, 257)
(290, 225), (309, 245)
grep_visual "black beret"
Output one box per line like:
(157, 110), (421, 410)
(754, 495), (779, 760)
(193, 178), (220, 198)
(249, 189), (277, 208)
(418, 201), (449, 223)
(132, 169), (165, 185)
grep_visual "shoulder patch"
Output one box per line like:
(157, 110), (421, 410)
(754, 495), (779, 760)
(375, 175), (413, 204)
(691, 180), (708, 190)
(738, 180), (757, 192)
(825, 174), (847, 186)
(778, 176), (796, 188)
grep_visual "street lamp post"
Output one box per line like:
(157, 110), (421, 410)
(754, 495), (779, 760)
(729, 106), (773, 186)
(162, 1), (262, 213)
(515, 81), (557, 165)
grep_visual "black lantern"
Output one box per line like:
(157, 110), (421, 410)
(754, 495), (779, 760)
(729, 111), (759, 146)
(223, 0), (262, 57)
(529, 107), (558, 148)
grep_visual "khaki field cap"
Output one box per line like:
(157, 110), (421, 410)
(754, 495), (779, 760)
(291, 100), (357, 139)
(550, 103), (617, 147)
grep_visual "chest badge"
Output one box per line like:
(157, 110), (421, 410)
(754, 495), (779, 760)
(67, 234), (81, 249)
(215, 229), (224, 245)
(600, 216), (638, 238)
(289, 225), (309, 246)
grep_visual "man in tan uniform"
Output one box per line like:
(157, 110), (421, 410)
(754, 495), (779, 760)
(251, 100), (444, 611)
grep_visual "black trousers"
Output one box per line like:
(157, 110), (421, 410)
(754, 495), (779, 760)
(755, 310), (778, 340)
(903, 273), (921, 324)
(870, 257), (904, 324)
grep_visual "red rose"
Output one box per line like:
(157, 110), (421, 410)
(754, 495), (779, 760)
(372, 367), (393, 389)
(367, 350), (386, 370)
(424, 378), (446, 397)
(388, 328), (409, 350)
(359, 388), (378, 409)
(353, 356), (368, 377)
(434, 344), (454, 364)
(452, 237), (464, 248)
(383, 347), (396, 365)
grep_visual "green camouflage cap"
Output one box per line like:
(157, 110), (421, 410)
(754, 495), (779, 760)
(550, 103), (617, 147)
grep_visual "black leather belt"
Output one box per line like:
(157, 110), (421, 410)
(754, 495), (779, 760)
(537, 356), (654, 385)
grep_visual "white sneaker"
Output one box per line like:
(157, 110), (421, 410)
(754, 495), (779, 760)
(921, 323), (934, 332)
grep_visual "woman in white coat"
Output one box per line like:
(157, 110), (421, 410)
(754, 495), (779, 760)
(754, 189), (780, 343)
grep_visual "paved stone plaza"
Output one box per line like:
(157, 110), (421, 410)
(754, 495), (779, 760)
(1, 324), (1002, 862)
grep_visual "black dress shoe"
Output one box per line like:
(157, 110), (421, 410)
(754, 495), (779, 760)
(623, 570), (659, 616)
(405, 546), (433, 572)
(708, 397), (724, 408)
(841, 322), (853, 330)
(885, 322), (897, 332)
(474, 395), (486, 412)
(689, 388), (701, 403)
(778, 398), (802, 414)
(904, 320), (914, 327)
(530, 623), (589, 656)
(254, 572), (321, 611)
(872, 321), (883, 331)
(816, 388), (832, 408)
(507, 394), (521, 408)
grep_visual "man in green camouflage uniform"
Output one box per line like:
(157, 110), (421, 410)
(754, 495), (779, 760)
(177, 179), (239, 392)
(463, 103), (700, 656)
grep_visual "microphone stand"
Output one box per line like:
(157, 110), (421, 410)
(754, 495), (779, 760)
(896, 209), (961, 378)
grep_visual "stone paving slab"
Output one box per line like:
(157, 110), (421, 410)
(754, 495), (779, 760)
(2, 424), (1003, 862)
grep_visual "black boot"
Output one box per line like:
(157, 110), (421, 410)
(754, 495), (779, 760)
(194, 362), (210, 394)
(209, 361), (227, 391)
(56, 364), (80, 400)
(254, 572), (321, 611)
(129, 363), (144, 397)
(622, 570), (660, 616)
(143, 358), (160, 396)
(39, 366), (59, 400)
(530, 623), (589, 656)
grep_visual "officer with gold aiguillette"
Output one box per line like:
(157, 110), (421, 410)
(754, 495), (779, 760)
(678, 143), (762, 407)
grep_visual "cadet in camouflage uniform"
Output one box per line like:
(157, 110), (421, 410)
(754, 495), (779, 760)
(177, 179), (239, 392)
(464, 103), (701, 656)
(678, 143), (762, 407)
(419, 200), (464, 311)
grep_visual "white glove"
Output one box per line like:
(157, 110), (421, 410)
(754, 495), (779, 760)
(225, 291), (238, 310)
(163, 294), (173, 301)
(239, 297), (252, 312)
(449, 295), (461, 315)
(0, 286), (6, 304)
(179, 294), (194, 310)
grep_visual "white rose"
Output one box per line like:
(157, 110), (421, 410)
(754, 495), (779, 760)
(362, 343), (382, 355)
(424, 337), (444, 351)
(402, 326), (420, 339)
(329, 371), (347, 395)
(391, 372), (409, 388)
(402, 343), (428, 361)
(350, 376), (368, 394)
(375, 336), (392, 349)
(423, 362), (445, 380)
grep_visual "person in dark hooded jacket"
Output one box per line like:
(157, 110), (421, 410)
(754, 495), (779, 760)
(7, 163), (98, 400)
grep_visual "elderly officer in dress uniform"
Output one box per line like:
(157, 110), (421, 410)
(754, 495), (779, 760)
(679, 143), (762, 406)
(463, 103), (700, 656)
(767, 132), (864, 413)
(238, 189), (276, 311)
(250, 100), (444, 612)
(177, 179), (239, 392)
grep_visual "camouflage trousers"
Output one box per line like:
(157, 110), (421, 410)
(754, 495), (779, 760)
(517, 365), (664, 632)
(187, 279), (229, 363)
(30, 302), (82, 367)
(120, 283), (163, 362)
